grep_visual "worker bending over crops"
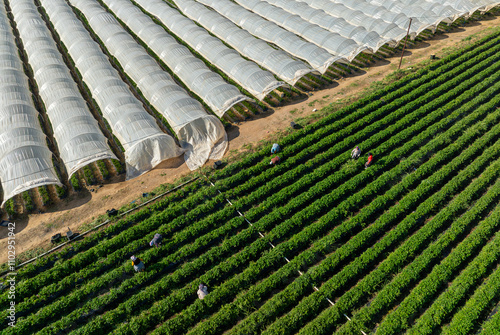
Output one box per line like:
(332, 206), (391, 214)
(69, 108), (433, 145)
(149, 233), (162, 248)
(270, 156), (281, 165)
(131, 255), (145, 272)
(365, 152), (373, 169)
(197, 283), (209, 299)
(351, 146), (361, 159)
(271, 143), (280, 154)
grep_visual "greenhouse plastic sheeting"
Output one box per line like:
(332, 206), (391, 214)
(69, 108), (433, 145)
(195, 0), (340, 73)
(173, 0), (315, 85)
(351, 0), (454, 34)
(261, 0), (391, 52)
(234, 0), (366, 61)
(11, 0), (117, 179)
(301, 0), (410, 40)
(0, 5), (61, 206)
(103, 0), (250, 117)
(70, 0), (227, 170)
(134, 0), (285, 100)
(41, 0), (183, 179)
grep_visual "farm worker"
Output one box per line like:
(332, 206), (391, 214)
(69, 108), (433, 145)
(271, 143), (280, 154)
(131, 255), (145, 272)
(270, 156), (281, 165)
(197, 283), (208, 300)
(365, 152), (373, 169)
(351, 146), (361, 159)
(149, 233), (162, 248)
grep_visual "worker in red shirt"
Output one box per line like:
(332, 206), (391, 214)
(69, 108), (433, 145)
(365, 152), (373, 169)
(270, 156), (280, 165)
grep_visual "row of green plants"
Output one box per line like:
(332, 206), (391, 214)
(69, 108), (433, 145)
(410, 226), (500, 334)
(208, 30), (500, 185)
(293, 107), (500, 335)
(336, 138), (500, 335)
(234, 85), (500, 335)
(199, 77), (500, 335)
(49, 72), (461, 333)
(126, 63), (500, 334)
(5, 23), (500, 334)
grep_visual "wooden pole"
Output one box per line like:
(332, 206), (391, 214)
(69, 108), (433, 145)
(398, 18), (413, 70)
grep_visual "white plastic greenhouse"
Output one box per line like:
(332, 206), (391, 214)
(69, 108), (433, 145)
(102, 0), (250, 117)
(0, 4), (61, 206)
(70, 0), (228, 171)
(1, 0), (500, 207)
(173, 0), (316, 85)
(194, 0), (340, 73)
(41, 0), (183, 180)
(11, 0), (117, 179)
(134, 0), (286, 100)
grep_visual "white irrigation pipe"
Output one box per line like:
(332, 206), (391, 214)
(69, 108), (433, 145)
(202, 173), (367, 335)
(0, 176), (199, 277)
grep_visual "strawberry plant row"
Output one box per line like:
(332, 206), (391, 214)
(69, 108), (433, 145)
(294, 122), (500, 335)
(149, 85), (500, 335)
(3, 179), (211, 305)
(337, 157), (500, 335)
(480, 306), (500, 335)
(411, 233), (500, 334)
(373, 178), (500, 334)
(209, 32), (500, 182)
(255, 104), (500, 335)
(9, 178), (204, 282)
(189, 78), (500, 335)
(447, 265), (500, 335)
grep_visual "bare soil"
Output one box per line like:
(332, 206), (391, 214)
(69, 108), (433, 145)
(2, 16), (500, 264)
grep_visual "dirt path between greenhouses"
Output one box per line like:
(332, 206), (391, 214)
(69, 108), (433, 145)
(2, 15), (500, 265)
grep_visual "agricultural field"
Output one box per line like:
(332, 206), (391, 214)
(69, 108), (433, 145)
(2, 24), (500, 335)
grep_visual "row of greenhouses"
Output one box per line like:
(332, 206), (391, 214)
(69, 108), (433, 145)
(0, 0), (498, 206)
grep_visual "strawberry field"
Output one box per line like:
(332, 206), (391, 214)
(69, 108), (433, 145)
(2, 29), (500, 335)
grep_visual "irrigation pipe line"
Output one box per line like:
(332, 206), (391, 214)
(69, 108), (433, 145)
(0, 176), (199, 278)
(201, 173), (367, 335)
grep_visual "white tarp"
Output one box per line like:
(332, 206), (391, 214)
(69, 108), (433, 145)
(193, 0), (340, 73)
(70, 0), (228, 170)
(102, 0), (250, 116)
(261, 0), (392, 52)
(0, 3), (61, 206)
(173, 0), (316, 85)
(41, 0), (183, 179)
(300, 0), (411, 40)
(233, 0), (367, 61)
(134, 0), (286, 100)
(11, 0), (117, 179)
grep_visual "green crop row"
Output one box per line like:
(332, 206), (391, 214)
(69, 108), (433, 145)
(0, 180), (206, 305)
(33, 48), (500, 334)
(478, 300), (500, 335)
(148, 67), (500, 334)
(411, 235), (500, 334)
(294, 118), (500, 335)
(338, 151), (500, 335)
(198, 76), (500, 335)
(209, 31), (500, 185)
(375, 194), (500, 335)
